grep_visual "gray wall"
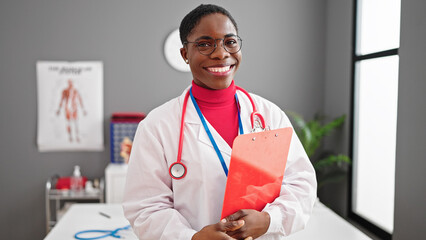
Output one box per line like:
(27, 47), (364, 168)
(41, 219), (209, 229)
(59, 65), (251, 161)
(0, 1), (326, 239)
(393, 0), (426, 239)
(322, 0), (353, 216)
(2, 0), (425, 239)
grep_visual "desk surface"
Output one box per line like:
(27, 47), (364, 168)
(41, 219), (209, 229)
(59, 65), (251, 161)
(45, 202), (371, 240)
(44, 204), (137, 240)
(286, 201), (371, 240)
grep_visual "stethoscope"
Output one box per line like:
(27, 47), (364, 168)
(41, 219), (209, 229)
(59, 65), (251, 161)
(74, 225), (131, 239)
(169, 86), (266, 180)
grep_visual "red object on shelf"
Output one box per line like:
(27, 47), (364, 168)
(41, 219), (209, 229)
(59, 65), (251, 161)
(55, 176), (88, 190)
(111, 112), (146, 123)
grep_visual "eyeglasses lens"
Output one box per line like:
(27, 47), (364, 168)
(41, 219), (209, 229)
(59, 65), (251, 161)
(197, 36), (242, 55)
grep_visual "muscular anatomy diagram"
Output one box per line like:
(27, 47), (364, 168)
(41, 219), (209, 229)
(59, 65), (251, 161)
(56, 79), (87, 142)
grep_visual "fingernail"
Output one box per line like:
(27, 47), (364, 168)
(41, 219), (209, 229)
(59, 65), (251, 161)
(221, 218), (227, 223)
(238, 219), (245, 225)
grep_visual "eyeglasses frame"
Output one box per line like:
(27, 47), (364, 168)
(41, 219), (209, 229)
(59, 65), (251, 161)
(183, 35), (243, 56)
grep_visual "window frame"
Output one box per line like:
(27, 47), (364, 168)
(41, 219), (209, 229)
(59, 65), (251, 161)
(348, 0), (399, 239)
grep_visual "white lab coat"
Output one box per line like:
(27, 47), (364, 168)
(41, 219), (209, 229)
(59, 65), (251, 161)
(123, 87), (317, 239)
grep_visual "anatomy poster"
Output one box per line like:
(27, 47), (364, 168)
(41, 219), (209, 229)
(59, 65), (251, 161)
(37, 61), (104, 152)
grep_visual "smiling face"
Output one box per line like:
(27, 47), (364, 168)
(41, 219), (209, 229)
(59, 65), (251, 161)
(180, 13), (242, 90)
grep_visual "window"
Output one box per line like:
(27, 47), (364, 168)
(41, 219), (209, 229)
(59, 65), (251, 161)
(350, 0), (401, 239)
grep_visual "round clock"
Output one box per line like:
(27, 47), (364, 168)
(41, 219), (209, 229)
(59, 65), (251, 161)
(164, 28), (190, 72)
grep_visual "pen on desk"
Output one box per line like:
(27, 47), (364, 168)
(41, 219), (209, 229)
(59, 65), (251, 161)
(99, 211), (111, 218)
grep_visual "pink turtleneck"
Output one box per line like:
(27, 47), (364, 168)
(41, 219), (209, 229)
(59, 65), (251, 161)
(191, 81), (239, 148)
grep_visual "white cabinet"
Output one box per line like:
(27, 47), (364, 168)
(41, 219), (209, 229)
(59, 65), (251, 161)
(105, 163), (128, 203)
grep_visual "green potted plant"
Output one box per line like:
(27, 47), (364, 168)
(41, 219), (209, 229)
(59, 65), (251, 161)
(288, 112), (351, 188)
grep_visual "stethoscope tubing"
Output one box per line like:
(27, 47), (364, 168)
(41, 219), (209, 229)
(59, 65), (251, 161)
(169, 90), (191, 180)
(235, 86), (266, 129)
(74, 225), (131, 240)
(177, 90), (190, 165)
(169, 86), (265, 179)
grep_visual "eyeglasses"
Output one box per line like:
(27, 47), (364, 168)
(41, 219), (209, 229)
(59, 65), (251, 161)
(184, 35), (242, 55)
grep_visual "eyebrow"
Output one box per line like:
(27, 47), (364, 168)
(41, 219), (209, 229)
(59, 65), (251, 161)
(194, 33), (237, 41)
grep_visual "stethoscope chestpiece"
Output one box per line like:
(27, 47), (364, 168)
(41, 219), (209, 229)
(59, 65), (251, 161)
(169, 162), (187, 179)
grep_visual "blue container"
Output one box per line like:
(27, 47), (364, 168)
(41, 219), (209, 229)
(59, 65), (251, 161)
(110, 112), (145, 163)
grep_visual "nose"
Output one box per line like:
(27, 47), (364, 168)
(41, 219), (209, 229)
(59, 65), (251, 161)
(210, 39), (230, 59)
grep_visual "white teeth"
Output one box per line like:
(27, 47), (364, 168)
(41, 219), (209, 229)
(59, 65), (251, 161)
(207, 66), (231, 72)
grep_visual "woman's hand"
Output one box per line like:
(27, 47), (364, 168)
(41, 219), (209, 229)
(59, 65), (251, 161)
(192, 219), (245, 240)
(224, 209), (270, 240)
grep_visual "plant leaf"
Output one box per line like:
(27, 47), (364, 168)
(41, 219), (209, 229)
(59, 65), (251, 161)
(314, 154), (351, 171)
(287, 112), (313, 156)
(317, 115), (346, 139)
(318, 171), (347, 188)
(288, 111), (350, 187)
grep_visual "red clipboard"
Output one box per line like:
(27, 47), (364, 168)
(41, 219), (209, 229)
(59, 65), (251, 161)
(221, 127), (293, 219)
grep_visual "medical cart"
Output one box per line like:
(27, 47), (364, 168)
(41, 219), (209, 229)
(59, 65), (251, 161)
(45, 176), (105, 233)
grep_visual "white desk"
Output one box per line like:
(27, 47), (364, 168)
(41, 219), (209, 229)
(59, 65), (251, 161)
(44, 204), (137, 240)
(45, 202), (371, 240)
(286, 201), (371, 240)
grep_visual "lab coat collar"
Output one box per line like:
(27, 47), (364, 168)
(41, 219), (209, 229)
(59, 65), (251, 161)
(178, 87), (232, 156)
(177, 86), (257, 156)
(179, 86), (254, 122)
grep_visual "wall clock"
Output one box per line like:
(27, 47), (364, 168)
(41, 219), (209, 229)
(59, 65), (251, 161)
(164, 28), (190, 72)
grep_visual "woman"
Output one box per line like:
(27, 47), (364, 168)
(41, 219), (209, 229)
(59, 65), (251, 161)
(123, 4), (317, 240)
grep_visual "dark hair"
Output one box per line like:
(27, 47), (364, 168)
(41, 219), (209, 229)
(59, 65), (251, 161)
(179, 4), (238, 44)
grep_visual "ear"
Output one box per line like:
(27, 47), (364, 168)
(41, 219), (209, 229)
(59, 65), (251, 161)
(180, 47), (188, 63)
